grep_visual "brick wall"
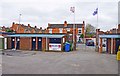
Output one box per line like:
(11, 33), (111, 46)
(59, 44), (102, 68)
(113, 39), (116, 54)
(7, 37), (11, 49)
(52, 28), (60, 33)
(42, 38), (46, 51)
(107, 38), (111, 54)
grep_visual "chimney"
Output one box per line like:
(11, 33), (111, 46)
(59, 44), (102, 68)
(28, 24), (31, 28)
(12, 22), (15, 25)
(35, 26), (37, 28)
(48, 23), (51, 27)
(118, 24), (120, 30)
(83, 21), (85, 24)
(40, 27), (42, 30)
(64, 21), (67, 27)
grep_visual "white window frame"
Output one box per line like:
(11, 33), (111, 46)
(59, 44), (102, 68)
(78, 28), (82, 34)
(67, 28), (70, 32)
(49, 29), (52, 33)
(59, 28), (63, 33)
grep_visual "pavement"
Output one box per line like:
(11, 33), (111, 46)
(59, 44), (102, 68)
(2, 44), (118, 74)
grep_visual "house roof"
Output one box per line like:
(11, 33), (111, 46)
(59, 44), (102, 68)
(48, 24), (83, 28)
(99, 34), (120, 38)
(5, 34), (65, 38)
(21, 24), (41, 33)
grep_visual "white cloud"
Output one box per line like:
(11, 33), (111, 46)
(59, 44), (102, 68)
(0, 0), (119, 31)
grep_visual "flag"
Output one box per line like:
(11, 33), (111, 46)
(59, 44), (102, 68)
(93, 8), (98, 16)
(70, 7), (75, 13)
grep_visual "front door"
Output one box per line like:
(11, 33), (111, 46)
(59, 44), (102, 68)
(38, 37), (42, 51)
(16, 37), (20, 49)
(11, 37), (15, 49)
(32, 37), (36, 50)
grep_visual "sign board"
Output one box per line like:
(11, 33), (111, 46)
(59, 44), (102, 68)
(49, 44), (61, 51)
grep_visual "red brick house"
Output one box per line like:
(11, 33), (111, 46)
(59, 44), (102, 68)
(10, 22), (44, 33)
(46, 21), (85, 42)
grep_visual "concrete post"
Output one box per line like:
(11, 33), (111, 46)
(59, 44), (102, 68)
(36, 37), (38, 50)
(46, 37), (47, 51)
(30, 37), (32, 50)
(111, 38), (113, 54)
(99, 38), (102, 53)
(15, 37), (16, 50)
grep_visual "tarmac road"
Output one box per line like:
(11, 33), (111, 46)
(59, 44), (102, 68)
(2, 44), (118, 74)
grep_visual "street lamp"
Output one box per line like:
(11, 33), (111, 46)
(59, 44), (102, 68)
(70, 7), (75, 50)
(15, 14), (22, 50)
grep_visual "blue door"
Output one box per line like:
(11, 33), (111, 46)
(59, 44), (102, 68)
(32, 37), (36, 50)
(106, 39), (108, 53)
(38, 37), (42, 51)
(11, 37), (15, 49)
(16, 37), (20, 49)
(116, 38), (120, 54)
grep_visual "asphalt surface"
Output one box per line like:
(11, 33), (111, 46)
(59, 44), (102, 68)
(2, 44), (118, 74)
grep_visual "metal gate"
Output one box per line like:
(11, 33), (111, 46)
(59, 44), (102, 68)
(32, 37), (36, 50)
(38, 37), (42, 51)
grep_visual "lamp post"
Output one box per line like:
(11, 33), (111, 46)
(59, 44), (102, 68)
(70, 7), (75, 50)
(15, 14), (21, 50)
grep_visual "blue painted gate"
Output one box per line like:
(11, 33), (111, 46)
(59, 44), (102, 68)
(16, 37), (20, 49)
(32, 37), (36, 50)
(38, 37), (42, 51)
(11, 37), (15, 49)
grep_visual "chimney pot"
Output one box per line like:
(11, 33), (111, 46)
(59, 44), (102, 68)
(35, 26), (37, 28)
(64, 21), (67, 27)
(28, 24), (31, 28)
(83, 21), (85, 24)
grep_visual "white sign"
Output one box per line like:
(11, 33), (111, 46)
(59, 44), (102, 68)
(49, 44), (61, 51)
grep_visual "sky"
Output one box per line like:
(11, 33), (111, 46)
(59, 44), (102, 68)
(0, 0), (119, 31)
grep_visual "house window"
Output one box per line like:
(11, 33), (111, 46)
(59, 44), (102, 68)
(59, 28), (63, 33)
(49, 29), (52, 33)
(79, 30), (81, 34)
(67, 28), (70, 31)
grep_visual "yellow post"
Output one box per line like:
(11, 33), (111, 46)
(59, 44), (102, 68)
(117, 46), (120, 60)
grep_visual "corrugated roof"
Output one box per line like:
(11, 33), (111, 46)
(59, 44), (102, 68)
(99, 34), (120, 38)
(5, 34), (65, 38)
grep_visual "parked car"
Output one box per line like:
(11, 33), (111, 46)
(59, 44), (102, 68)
(86, 40), (94, 46)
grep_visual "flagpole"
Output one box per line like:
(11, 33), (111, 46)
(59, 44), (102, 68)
(70, 7), (75, 50)
(96, 8), (99, 52)
(73, 7), (75, 50)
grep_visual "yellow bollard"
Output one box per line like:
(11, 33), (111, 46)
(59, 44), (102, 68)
(117, 46), (120, 60)
(117, 51), (120, 60)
